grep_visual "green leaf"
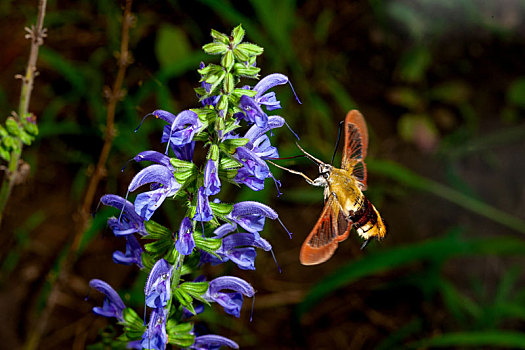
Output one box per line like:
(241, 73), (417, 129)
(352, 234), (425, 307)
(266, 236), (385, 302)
(169, 333), (195, 348)
(233, 63), (260, 77)
(167, 320), (195, 347)
(144, 237), (174, 256)
(223, 73), (234, 93)
(22, 121), (38, 136)
(122, 308), (142, 327)
(233, 47), (249, 62)
(18, 129), (33, 145)
(0, 146), (10, 162)
(219, 137), (249, 154)
(202, 42), (228, 55)
(237, 42), (264, 56)
(170, 158), (195, 171)
(144, 220), (172, 239)
(179, 281), (209, 298)
(173, 288), (195, 314)
(231, 24), (245, 45)
(2, 135), (16, 150)
(221, 50), (235, 71)
(412, 331), (525, 349)
(209, 202), (233, 216)
(210, 29), (229, 44)
(208, 144), (219, 161)
(194, 233), (222, 253)
(232, 88), (257, 98)
(155, 24), (193, 68)
(5, 118), (21, 137)
(0, 125), (7, 138)
(219, 156), (242, 170)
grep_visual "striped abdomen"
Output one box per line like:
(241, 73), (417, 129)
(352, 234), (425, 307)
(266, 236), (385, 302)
(349, 196), (387, 240)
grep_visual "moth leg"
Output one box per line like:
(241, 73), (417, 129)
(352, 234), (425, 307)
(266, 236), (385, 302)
(360, 238), (372, 250)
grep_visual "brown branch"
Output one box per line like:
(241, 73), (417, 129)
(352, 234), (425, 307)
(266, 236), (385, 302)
(23, 1), (133, 349)
(0, 0), (47, 226)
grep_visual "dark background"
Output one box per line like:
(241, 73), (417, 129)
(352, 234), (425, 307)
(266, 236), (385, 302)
(2, 0), (525, 349)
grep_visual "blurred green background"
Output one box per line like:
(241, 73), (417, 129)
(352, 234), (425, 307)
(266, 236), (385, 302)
(2, 0), (525, 349)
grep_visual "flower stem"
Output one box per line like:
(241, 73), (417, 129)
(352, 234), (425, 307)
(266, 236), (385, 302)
(0, 0), (47, 226)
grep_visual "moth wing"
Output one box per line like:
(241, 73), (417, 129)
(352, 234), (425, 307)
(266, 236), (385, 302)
(341, 110), (369, 189)
(300, 196), (352, 265)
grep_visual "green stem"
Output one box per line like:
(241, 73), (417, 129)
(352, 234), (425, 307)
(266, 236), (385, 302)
(0, 0), (47, 226)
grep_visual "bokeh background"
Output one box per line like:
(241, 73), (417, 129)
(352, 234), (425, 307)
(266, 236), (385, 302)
(2, 0), (525, 349)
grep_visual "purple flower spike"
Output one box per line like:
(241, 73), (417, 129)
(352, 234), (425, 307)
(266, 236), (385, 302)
(129, 164), (181, 221)
(227, 201), (278, 233)
(113, 234), (144, 268)
(204, 159), (221, 196)
(191, 334), (239, 350)
(89, 279), (126, 322)
(141, 308), (168, 350)
(175, 217), (195, 255)
(100, 194), (147, 236)
(145, 259), (174, 309)
(194, 187), (213, 222)
(204, 276), (255, 317)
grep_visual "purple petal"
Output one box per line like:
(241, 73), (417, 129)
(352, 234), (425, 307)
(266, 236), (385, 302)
(244, 116), (284, 145)
(175, 217), (195, 255)
(213, 223), (237, 238)
(89, 279), (125, 321)
(141, 308), (168, 350)
(208, 276), (255, 297)
(145, 259), (173, 309)
(133, 150), (172, 169)
(152, 109), (177, 124)
(239, 95), (268, 128)
(230, 201), (278, 220)
(112, 235), (143, 268)
(191, 335), (239, 350)
(204, 159), (221, 196)
(194, 187), (213, 222)
(253, 73), (288, 98)
(128, 164), (174, 192)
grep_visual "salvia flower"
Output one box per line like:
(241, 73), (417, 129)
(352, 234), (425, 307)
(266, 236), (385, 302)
(100, 194), (147, 236)
(227, 201), (278, 234)
(204, 276), (255, 317)
(175, 217), (195, 255)
(191, 334), (239, 350)
(113, 234), (144, 268)
(203, 159), (221, 196)
(238, 73), (299, 128)
(145, 259), (173, 309)
(89, 279), (126, 322)
(157, 109), (203, 148)
(193, 186), (213, 222)
(128, 163), (181, 221)
(141, 307), (168, 350)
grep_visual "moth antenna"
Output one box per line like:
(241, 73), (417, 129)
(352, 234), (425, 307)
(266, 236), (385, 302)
(331, 120), (344, 165)
(295, 142), (325, 166)
(267, 160), (316, 186)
